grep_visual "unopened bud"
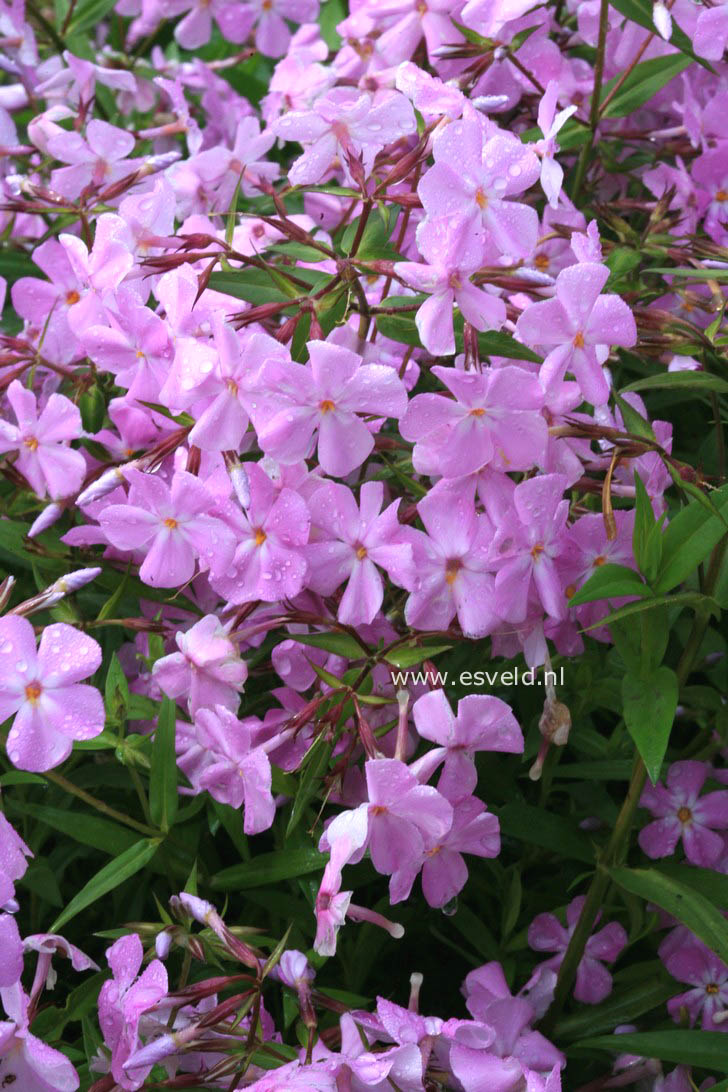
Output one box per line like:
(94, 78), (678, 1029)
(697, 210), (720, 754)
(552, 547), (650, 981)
(28, 502), (64, 538)
(652, 1), (672, 40)
(0, 575), (15, 612)
(77, 462), (137, 506)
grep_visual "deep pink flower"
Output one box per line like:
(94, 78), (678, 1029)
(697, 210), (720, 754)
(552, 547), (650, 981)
(638, 760), (728, 868)
(528, 896), (627, 1004)
(664, 938), (728, 1031)
(0, 380), (85, 500)
(0, 617), (104, 772)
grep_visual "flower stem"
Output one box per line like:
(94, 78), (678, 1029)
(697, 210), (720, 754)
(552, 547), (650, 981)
(570, 0), (609, 202)
(44, 769), (159, 838)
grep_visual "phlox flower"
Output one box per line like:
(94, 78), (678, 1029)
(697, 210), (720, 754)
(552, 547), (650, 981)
(99, 468), (236, 588)
(152, 614), (247, 716)
(192, 705), (276, 833)
(664, 938), (728, 1031)
(638, 760), (728, 868)
(534, 81), (577, 209)
(0, 980), (79, 1090)
(399, 365), (547, 478)
(0, 380), (86, 500)
(0, 617), (104, 772)
(0, 812), (32, 910)
(528, 896), (627, 1004)
(305, 479), (413, 625)
(248, 339), (408, 478)
(47, 119), (136, 200)
(516, 261), (637, 405)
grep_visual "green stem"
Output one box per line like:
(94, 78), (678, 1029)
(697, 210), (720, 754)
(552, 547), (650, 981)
(540, 534), (728, 1035)
(44, 769), (159, 838)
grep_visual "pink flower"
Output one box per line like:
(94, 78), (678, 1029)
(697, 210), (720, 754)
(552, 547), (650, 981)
(99, 468), (236, 588)
(47, 119), (136, 200)
(400, 365), (547, 478)
(173, 0), (253, 48)
(315, 811), (369, 957)
(403, 480), (499, 638)
(192, 705), (276, 833)
(274, 88), (415, 186)
(410, 690), (523, 801)
(493, 473), (570, 625)
(0, 813), (32, 911)
(209, 462), (310, 604)
(394, 218), (506, 355)
(98, 934), (168, 1090)
(534, 81), (577, 209)
(248, 340), (408, 478)
(0, 981), (79, 1090)
(638, 760), (728, 868)
(152, 614), (248, 716)
(193, 117), (278, 209)
(0, 380), (86, 500)
(516, 262), (637, 405)
(305, 480), (413, 625)
(664, 938), (728, 1030)
(419, 117), (541, 260)
(0, 617), (104, 772)
(528, 896), (627, 1004)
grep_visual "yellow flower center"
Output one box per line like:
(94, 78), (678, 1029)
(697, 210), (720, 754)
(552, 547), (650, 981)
(25, 681), (42, 704)
(23, 436), (39, 451)
(475, 188), (488, 210)
(531, 542), (545, 560)
(254, 528), (267, 546)
(573, 331), (585, 348)
(677, 806), (692, 824)
(356, 545), (367, 560)
(163, 517), (179, 530)
(319, 399), (335, 413)
(593, 555), (607, 567)
(469, 408), (486, 417)
(445, 558), (462, 585)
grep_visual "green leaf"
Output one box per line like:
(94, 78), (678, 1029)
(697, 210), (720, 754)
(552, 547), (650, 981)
(66, 0), (118, 34)
(647, 267), (728, 282)
(474, 330), (543, 364)
(613, 391), (656, 440)
(600, 54), (693, 117)
(567, 563), (649, 607)
(96, 563), (131, 621)
(609, 0), (711, 67)
(622, 666), (677, 782)
(7, 801), (137, 856)
(288, 631), (367, 659)
(208, 269), (294, 305)
(622, 371), (728, 396)
(104, 653), (129, 723)
(374, 297), (543, 361)
(50, 838), (160, 931)
(654, 862), (728, 909)
(149, 696), (179, 833)
(654, 482), (728, 594)
(383, 642), (452, 668)
(584, 591), (720, 632)
(555, 972), (676, 1040)
(497, 803), (594, 863)
(575, 1030), (728, 1071)
(212, 847), (326, 890)
(611, 867), (728, 964)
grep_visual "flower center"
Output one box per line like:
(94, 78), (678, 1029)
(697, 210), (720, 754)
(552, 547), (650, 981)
(677, 806), (692, 824)
(370, 805), (388, 816)
(254, 528), (267, 546)
(163, 517), (179, 530)
(355, 544), (367, 560)
(319, 399), (335, 413)
(23, 435), (39, 451)
(716, 190), (728, 202)
(66, 290), (81, 305)
(24, 681), (42, 704)
(573, 331), (585, 348)
(534, 252), (549, 270)
(475, 188), (488, 210)
(565, 583), (577, 599)
(531, 542), (545, 560)
(593, 555), (606, 567)
(706, 982), (720, 995)
(469, 407), (486, 417)
(445, 558), (462, 585)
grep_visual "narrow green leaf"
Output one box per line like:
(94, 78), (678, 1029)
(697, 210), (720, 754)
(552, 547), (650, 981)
(611, 867), (728, 965)
(50, 838), (160, 931)
(613, 392), (656, 440)
(212, 847), (326, 890)
(286, 734), (334, 836)
(622, 371), (728, 396)
(149, 696), (179, 833)
(288, 631), (368, 659)
(584, 591), (720, 632)
(383, 642), (452, 668)
(567, 563), (649, 607)
(104, 653), (129, 723)
(555, 973), (676, 1040)
(575, 1030), (728, 1071)
(622, 666), (677, 782)
(7, 801), (137, 855)
(655, 482), (728, 594)
(497, 803), (594, 863)
(601, 54), (692, 117)
(609, 0), (711, 67)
